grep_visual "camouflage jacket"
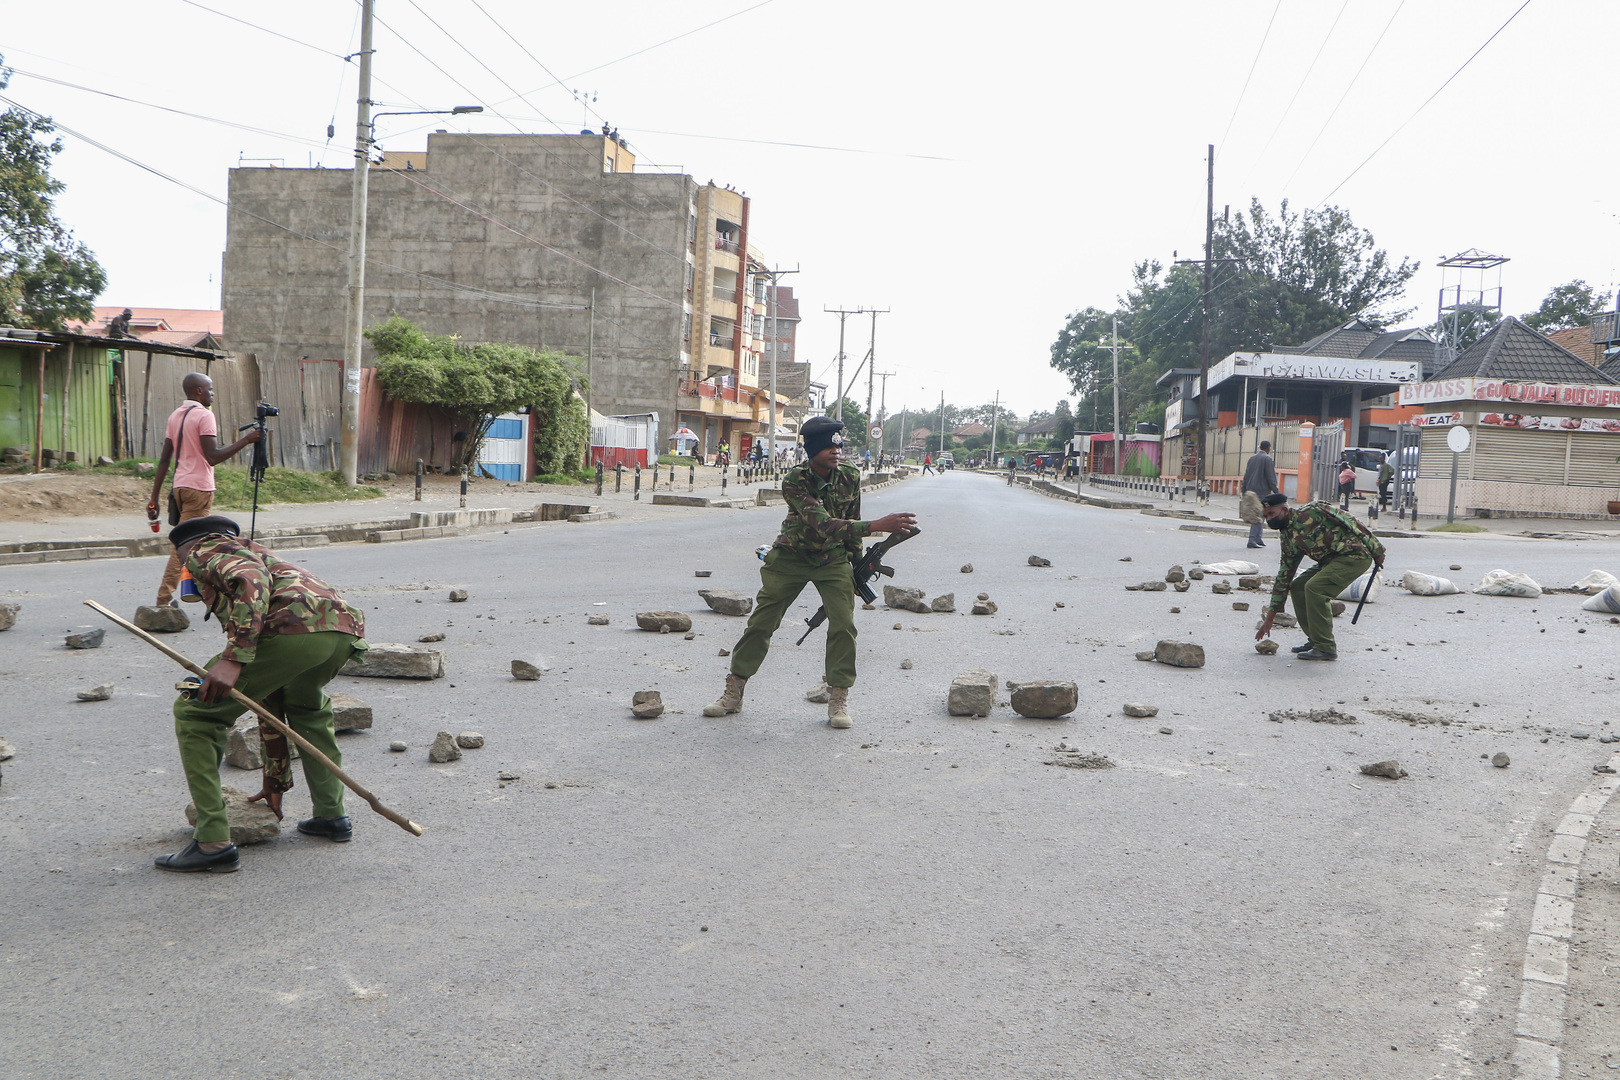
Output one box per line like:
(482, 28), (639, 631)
(186, 537), (366, 663)
(1269, 501), (1386, 610)
(772, 461), (870, 566)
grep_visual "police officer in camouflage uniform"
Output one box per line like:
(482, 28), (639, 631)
(155, 515), (368, 873)
(704, 416), (917, 729)
(1255, 494), (1385, 661)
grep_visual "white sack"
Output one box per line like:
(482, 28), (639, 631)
(1401, 570), (1461, 596)
(1473, 569), (1543, 598)
(1337, 573), (1380, 604)
(1195, 560), (1260, 575)
(1581, 585), (1620, 613)
(1570, 570), (1619, 595)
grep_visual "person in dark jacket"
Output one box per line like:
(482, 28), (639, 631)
(1240, 441), (1279, 549)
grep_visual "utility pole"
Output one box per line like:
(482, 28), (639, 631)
(898, 405), (907, 462)
(339, 0), (375, 487)
(875, 370), (894, 463)
(988, 390), (1000, 467)
(863, 308), (888, 451)
(938, 391), (945, 458)
(1198, 143), (1214, 486)
(585, 286), (595, 420)
(825, 306), (864, 424)
(1111, 317), (1122, 473)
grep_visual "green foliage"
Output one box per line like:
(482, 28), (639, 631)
(1522, 279), (1612, 334)
(656, 453), (692, 466)
(1052, 200), (1417, 432)
(1427, 522), (1484, 533)
(837, 399), (870, 449)
(367, 315), (587, 471)
(0, 108), (106, 329)
(531, 470), (593, 486)
(1052, 399), (1076, 446)
(214, 466), (381, 508)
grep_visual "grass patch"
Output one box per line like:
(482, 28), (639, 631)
(213, 467), (382, 508)
(531, 470), (594, 486)
(657, 453), (696, 466)
(1427, 522), (1486, 533)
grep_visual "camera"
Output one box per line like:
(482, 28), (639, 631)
(256, 402), (279, 420)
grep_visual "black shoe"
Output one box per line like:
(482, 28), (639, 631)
(298, 815), (353, 842)
(1296, 648), (1337, 661)
(155, 839), (240, 873)
(1290, 643), (1312, 653)
(1247, 542), (1264, 549)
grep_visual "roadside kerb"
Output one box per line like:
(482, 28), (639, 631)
(0, 546), (129, 567)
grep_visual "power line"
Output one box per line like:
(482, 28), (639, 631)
(175, 0), (354, 61)
(1217, 0), (1285, 155)
(543, 0), (779, 87)
(1281, 0), (1407, 192)
(614, 125), (952, 161)
(1316, 0), (1535, 206)
(1242, 0), (1351, 186)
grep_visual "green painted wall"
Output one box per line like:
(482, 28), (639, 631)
(0, 343), (116, 462)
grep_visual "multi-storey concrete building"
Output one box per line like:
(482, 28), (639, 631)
(222, 131), (790, 468)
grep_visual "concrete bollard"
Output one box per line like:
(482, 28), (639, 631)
(415, 458), (423, 502)
(595, 462), (604, 496)
(688, 463), (694, 492)
(634, 463), (641, 500)
(615, 462), (622, 494)
(459, 465), (468, 510)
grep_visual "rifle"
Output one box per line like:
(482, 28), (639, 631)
(796, 526), (922, 645)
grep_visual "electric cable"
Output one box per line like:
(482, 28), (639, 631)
(1217, 0), (1285, 156)
(1242, 0), (1352, 187)
(1316, 0), (1535, 206)
(176, 0), (354, 61)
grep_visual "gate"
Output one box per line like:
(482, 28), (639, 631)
(1393, 422), (1421, 520)
(477, 412), (528, 480)
(1310, 420), (1344, 504)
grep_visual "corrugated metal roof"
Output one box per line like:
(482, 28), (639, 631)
(1432, 316), (1617, 383)
(1273, 319), (1436, 360)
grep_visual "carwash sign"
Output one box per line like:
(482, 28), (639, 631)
(1205, 352), (1421, 390)
(1400, 378), (1620, 409)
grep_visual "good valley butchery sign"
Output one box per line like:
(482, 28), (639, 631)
(1401, 378), (1620, 408)
(1478, 412), (1620, 433)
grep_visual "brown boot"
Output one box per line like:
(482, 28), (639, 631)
(703, 673), (747, 717)
(826, 686), (852, 729)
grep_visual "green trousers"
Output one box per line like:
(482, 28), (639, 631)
(174, 632), (362, 843)
(1289, 555), (1372, 655)
(729, 549), (858, 688)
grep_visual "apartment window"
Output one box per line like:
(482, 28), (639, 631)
(682, 312), (692, 343)
(753, 279), (766, 302)
(1264, 396), (1286, 418)
(751, 315), (764, 337)
(685, 262), (694, 296)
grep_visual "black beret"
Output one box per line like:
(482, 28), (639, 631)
(170, 515), (241, 548)
(1261, 493), (1288, 507)
(800, 415), (844, 437)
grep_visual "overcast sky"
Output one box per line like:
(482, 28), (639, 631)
(4, 0), (1616, 419)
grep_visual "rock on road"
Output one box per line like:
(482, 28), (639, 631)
(0, 469), (1615, 1078)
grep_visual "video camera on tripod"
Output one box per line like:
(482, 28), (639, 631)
(238, 402), (278, 539)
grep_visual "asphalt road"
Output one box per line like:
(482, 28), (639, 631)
(2, 470), (1617, 1079)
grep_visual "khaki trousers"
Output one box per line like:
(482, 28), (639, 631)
(156, 487), (214, 604)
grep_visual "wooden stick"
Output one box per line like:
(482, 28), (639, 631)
(84, 600), (424, 837)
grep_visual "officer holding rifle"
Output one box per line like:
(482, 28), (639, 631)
(703, 416), (917, 729)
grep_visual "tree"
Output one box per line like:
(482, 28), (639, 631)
(0, 107), (106, 329)
(1522, 279), (1612, 334)
(1052, 399), (1075, 447)
(366, 316), (587, 473)
(837, 398), (870, 451)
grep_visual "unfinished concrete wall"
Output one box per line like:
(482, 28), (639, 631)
(223, 133), (692, 453)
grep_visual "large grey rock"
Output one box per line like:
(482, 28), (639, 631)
(1123, 703), (1159, 718)
(0, 602), (17, 630)
(134, 605), (189, 633)
(586, 615), (609, 626)
(636, 611), (692, 633)
(1255, 639), (1279, 655)
(1359, 759), (1408, 779)
(930, 593), (956, 613)
(1165, 566), (1185, 583)
(330, 693), (372, 731)
(698, 589), (754, 616)
(632, 691), (664, 719)
(64, 627), (105, 649)
(1491, 752), (1510, 768)
(418, 632), (446, 643)
(342, 643), (444, 679)
(1153, 640), (1206, 668)
(1172, 581), (1190, 593)
(970, 600), (998, 615)
(76, 683), (114, 702)
(1028, 555), (1052, 567)
(511, 660), (543, 680)
(1211, 581), (1232, 595)
(947, 669), (998, 716)
(456, 732), (484, 749)
(185, 785), (281, 845)
(960, 563), (974, 574)
(883, 585), (930, 613)
(1238, 575), (1263, 590)
(429, 731), (462, 762)
(1139, 581), (1168, 592)
(1010, 681), (1078, 719)
(225, 720), (261, 769)
(449, 589), (469, 602)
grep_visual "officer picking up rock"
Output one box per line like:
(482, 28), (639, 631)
(1255, 493), (1385, 661)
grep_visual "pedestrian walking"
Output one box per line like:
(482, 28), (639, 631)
(921, 453), (935, 475)
(702, 416), (917, 730)
(1254, 495), (1385, 662)
(155, 515), (369, 872)
(1377, 458), (1394, 509)
(1239, 440), (1279, 549)
(1337, 459), (1357, 511)
(146, 372), (261, 606)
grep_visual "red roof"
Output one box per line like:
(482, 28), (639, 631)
(64, 306), (223, 348)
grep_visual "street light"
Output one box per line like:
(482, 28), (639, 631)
(369, 104), (483, 138)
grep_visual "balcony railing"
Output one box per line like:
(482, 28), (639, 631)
(712, 285), (736, 303)
(709, 335), (735, 351)
(679, 377), (754, 405)
(714, 235), (740, 254)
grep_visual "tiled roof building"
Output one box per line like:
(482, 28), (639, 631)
(1432, 316), (1617, 384)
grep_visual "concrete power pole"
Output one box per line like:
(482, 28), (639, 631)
(988, 390), (1000, 468)
(938, 391), (945, 458)
(1112, 316), (1122, 474)
(1198, 143), (1214, 487)
(863, 309), (888, 452)
(875, 370), (894, 464)
(339, 0), (375, 487)
(825, 306), (863, 424)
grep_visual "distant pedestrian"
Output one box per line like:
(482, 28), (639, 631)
(146, 372), (260, 606)
(1377, 458), (1394, 509)
(921, 454), (935, 475)
(1337, 460), (1356, 511)
(1240, 440), (1278, 549)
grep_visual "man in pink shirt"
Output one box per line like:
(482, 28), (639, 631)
(146, 372), (261, 605)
